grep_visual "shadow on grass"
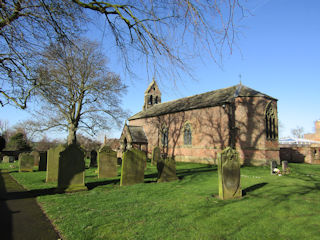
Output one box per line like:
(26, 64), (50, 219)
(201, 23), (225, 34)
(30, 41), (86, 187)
(242, 182), (268, 196)
(86, 179), (120, 190)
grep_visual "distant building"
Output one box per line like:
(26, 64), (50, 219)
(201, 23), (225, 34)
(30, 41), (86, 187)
(120, 80), (280, 166)
(304, 120), (320, 141)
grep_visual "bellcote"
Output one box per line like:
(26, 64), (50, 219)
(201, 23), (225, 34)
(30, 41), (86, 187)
(143, 79), (161, 111)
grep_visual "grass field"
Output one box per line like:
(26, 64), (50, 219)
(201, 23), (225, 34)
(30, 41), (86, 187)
(3, 161), (320, 240)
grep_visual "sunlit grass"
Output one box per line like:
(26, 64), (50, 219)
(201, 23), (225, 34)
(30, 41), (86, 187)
(5, 162), (320, 240)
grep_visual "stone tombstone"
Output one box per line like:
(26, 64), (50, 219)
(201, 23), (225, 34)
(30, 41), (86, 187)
(152, 146), (161, 165)
(46, 145), (66, 183)
(98, 146), (117, 178)
(19, 153), (34, 172)
(282, 161), (288, 174)
(270, 160), (277, 175)
(157, 158), (178, 183)
(120, 149), (146, 186)
(30, 151), (40, 166)
(2, 156), (10, 163)
(90, 150), (98, 168)
(38, 152), (47, 171)
(57, 144), (87, 192)
(218, 147), (242, 200)
(9, 156), (15, 163)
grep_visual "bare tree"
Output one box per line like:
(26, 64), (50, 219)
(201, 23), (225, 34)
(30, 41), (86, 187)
(27, 38), (127, 145)
(0, 0), (85, 109)
(1, 0), (245, 109)
(291, 126), (304, 139)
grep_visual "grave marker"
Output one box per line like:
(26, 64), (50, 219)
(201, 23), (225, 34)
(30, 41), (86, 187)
(90, 150), (98, 168)
(218, 147), (242, 200)
(30, 151), (40, 166)
(2, 156), (9, 163)
(282, 161), (288, 174)
(270, 160), (277, 175)
(120, 149), (146, 186)
(46, 145), (65, 182)
(157, 158), (178, 182)
(98, 146), (117, 178)
(19, 153), (34, 172)
(57, 144), (87, 192)
(152, 146), (160, 165)
(38, 152), (47, 171)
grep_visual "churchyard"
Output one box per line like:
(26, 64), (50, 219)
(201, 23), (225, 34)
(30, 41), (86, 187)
(1, 157), (320, 240)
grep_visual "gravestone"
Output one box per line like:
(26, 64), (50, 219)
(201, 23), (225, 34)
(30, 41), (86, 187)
(218, 147), (242, 200)
(98, 146), (117, 178)
(30, 151), (40, 166)
(19, 153), (34, 172)
(282, 161), (288, 174)
(157, 158), (178, 182)
(46, 145), (65, 182)
(152, 146), (161, 165)
(9, 156), (15, 163)
(57, 144), (87, 192)
(90, 150), (98, 168)
(38, 152), (47, 171)
(270, 161), (277, 175)
(120, 149), (146, 186)
(2, 156), (9, 163)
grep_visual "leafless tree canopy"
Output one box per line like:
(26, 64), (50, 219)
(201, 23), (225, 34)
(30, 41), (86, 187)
(291, 126), (304, 139)
(28, 38), (127, 145)
(1, 0), (245, 109)
(0, 0), (84, 108)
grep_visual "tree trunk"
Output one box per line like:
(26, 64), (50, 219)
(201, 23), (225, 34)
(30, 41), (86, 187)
(67, 123), (77, 145)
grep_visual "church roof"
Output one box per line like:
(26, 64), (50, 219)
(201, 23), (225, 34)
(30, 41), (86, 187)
(127, 125), (148, 143)
(129, 84), (277, 120)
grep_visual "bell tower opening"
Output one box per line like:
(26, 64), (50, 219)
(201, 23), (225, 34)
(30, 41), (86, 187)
(143, 79), (161, 110)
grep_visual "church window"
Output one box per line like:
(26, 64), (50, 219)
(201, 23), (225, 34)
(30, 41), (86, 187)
(148, 95), (153, 105)
(184, 123), (192, 145)
(265, 103), (277, 140)
(161, 127), (168, 147)
(155, 96), (158, 104)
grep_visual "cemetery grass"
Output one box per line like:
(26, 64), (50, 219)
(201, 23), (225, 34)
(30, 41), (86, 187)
(6, 162), (320, 240)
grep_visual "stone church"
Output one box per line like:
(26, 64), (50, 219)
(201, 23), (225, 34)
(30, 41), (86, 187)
(120, 80), (280, 166)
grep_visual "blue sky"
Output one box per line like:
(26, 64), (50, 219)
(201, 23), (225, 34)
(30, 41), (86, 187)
(1, 0), (320, 141)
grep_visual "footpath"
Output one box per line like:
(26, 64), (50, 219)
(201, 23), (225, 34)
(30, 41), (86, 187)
(0, 171), (61, 240)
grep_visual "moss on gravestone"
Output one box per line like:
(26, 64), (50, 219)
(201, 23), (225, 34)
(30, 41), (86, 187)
(19, 153), (34, 172)
(218, 147), (242, 200)
(98, 145), (117, 178)
(46, 145), (65, 183)
(57, 144), (87, 192)
(157, 158), (178, 183)
(152, 146), (160, 165)
(120, 149), (146, 186)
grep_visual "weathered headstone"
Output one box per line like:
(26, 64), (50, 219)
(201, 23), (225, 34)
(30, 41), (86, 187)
(38, 152), (47, 171)
(157, 158), (178, 182)
(90, 150), (97, 168)
(270, 160), (277, 175)
(152, 146), (161, 165)
(282, 161), (288, 174)
(9, 156), (15, 162)
(19, 153), (34, 172)
(30, 151), (40, 166)
(46, 145), (65, 182)
(218, 147), (242, 200)
(2, 156), (9, 163)
(98, 146), (117, 178)
(57, 144), (87, 192)
(120, 149), (146, 186)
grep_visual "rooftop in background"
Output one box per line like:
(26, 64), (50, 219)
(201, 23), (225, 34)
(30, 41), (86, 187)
(279, 138), (320, 146)
(129, 84), (276, 120)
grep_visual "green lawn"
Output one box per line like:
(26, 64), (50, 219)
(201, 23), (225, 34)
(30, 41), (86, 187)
(4, 162), (320, 240)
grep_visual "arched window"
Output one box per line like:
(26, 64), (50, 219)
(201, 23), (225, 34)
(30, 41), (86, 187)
(155, 96), (158, 104)
(184, 123), (192, 145)
(265, 103), (277, 140)
(148, 95), (153, 105)
(161, 127), (168, 147)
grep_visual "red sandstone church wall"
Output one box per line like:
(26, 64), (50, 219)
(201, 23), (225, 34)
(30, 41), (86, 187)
(234, 97), (279, 165)
(129, 105), (230, 164)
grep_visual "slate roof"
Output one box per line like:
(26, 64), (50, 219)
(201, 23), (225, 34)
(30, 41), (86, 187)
(127, 125), (148, 143)
(129, 84), (277, 120)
